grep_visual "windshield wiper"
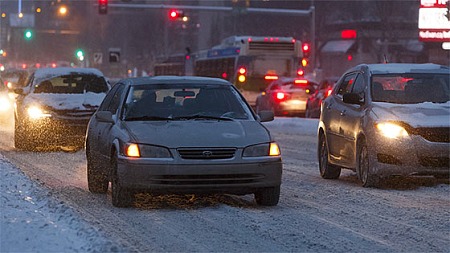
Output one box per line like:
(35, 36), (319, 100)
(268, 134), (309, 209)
(125, 115), (173, 121)
(172, 114), (234, 121)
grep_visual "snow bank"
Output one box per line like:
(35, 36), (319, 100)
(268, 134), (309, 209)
(0, 155), (122, 252)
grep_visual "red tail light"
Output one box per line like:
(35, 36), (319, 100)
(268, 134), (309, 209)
(294, 79), (308, 85)
(264, 75), (278, 80)
(276, 92), (286, 100)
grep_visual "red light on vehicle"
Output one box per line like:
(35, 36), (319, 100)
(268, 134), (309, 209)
(347, 54), (353, 61)
(238, 67), (246, 75)
(51, 63), (57, 68)
(35, 63), (41, 68)
(264, 37), (269, 41)
(247, 38), (252, 42)
(294, 79), (308, 84)
(297, 69), (304, 76)
(221, 72), (228, 79)
(276, 92), (285, 100)
(341, 29), (357, 39)
(185, 55), (190, 60)
(22, 64), (27, 69)
(326, 88), (333, 97)
(264, 75), (278, 80)
(291, 39), (296, 43)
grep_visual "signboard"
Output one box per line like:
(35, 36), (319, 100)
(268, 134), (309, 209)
(93, 53), (103, 64)
(109, 48), (121, 63)
(9, 14), (35, 27)
(419, 0), (450, 42)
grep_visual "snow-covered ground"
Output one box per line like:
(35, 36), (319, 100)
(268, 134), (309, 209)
(0, 154), (123, 252)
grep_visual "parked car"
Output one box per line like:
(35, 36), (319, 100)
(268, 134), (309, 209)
(2, 68), (30, 90)
(0, 77), (14, 123)
(255, 77), (317, 116)
(318, 63), (450, 187)
(14, 67), (110, 150)
(85, 76), (282, 207)
(305, 76), (339, 118)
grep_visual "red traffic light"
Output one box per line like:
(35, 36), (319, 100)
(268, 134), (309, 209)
(98, 0), (108, 14)
(169, 9), (184, 20)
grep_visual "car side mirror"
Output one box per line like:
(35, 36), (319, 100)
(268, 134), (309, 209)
(343, 93), (364, 105)
(258, 110), (274, 122)
(95, 111), (114, 123)
(13, 88), (24, 95)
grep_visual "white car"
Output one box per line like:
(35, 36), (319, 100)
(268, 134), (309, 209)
(14, 67), (110, 150)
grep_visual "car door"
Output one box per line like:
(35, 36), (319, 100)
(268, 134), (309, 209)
(322, 72), (358, 164)
(338, 72), (367, 168)
(91, 83), (126, 166)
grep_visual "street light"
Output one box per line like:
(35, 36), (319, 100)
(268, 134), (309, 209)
(58, 6), (68, 16)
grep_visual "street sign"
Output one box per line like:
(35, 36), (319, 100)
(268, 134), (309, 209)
(109, 48), (121, 63)
(93, 53), (103, 64)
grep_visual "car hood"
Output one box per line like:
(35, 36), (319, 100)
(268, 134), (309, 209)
(371, 101), (450, 128)
(24, 92), (106, 110)
(123, 120), (271, 148)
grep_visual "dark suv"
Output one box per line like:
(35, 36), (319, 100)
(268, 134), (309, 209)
(318, 63), (449, 187)
(14, 67), (110, 150)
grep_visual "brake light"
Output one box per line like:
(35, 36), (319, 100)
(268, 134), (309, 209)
(264, 75), (278, 80)
(276, 92), (286, 100)
(294, 79), (308, 84)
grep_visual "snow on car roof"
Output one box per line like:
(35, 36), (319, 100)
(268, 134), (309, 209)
(366, 63), (449, 75)
(120, 76), (232, 86)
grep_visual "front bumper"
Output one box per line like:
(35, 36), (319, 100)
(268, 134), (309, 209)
(369, 134), (449, 177)
(117, 157), (282, 195)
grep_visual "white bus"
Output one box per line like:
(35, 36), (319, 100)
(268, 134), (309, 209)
(194, 35), (304, 106)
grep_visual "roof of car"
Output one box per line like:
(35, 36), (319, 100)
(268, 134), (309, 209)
(349, 63), (449, 75)
(119, 75), (233, 86)
(33, 67), (104, 78)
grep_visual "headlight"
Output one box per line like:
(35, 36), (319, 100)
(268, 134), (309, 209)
(0, 96), (11, 112)
(243, 142), (281, 157)
(123, 143), (172, 158)
(27, 106), (51, 119)
(375, 122), (408, 139)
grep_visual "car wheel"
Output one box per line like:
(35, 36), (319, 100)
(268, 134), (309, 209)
(318, 133), (341, 179)
(111, 154), (134, 207)
(254, 186), (280, 206)
(87, 151), (109, 193)
(357, 140), (380, 187)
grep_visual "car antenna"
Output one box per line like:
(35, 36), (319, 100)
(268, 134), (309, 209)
(383, 54), (389, 64)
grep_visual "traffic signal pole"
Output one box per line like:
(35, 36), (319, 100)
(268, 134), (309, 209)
(106, 3), (315, 68)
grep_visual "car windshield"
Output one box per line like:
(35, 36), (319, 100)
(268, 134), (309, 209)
(33, 74), (108, 94)
(371, 73), (450, 104)
(123, 84), (252, 121)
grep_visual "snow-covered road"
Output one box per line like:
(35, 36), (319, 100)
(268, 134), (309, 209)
(1, 118), (449, 252)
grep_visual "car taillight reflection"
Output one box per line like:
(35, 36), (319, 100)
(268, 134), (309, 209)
(275, 92), (286, 101)
(326, 88), (332, 97)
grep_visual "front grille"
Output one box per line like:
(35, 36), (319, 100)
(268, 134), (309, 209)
(411, 127), (449, 143)
(178, 148), (236, 160)
(148, 174), (264, 185)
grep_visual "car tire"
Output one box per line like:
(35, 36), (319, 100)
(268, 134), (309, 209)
(254, 186), (280, 206)
(87, 151), (109, 193)
(111, 154), (134, 207)
(318, 133), (341, 179)
(357, 140), (380, 187)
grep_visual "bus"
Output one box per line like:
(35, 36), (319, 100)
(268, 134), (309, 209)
(154, 35), (304, 106)
(195, 36), (304, 106)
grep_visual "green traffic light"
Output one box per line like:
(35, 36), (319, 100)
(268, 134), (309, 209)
(75, 49), (84, 61)
(24, 29), (33, 40)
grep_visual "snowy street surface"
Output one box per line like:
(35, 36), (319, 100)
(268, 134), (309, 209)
(0, 117), (449, 252)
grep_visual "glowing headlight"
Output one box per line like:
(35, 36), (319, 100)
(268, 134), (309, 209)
(124, 143), (172, 158)
(27, 106), (51, 119)
(0, 96), (11, 112)
(243, 142), (281, 157)
(375, 122), (408, 139)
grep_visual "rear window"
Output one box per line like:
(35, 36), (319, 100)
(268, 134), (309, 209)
(34, 74), (108, 94)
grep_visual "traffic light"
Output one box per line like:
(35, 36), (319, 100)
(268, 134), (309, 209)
(99, 0), (108, 14)
(75, 49), (84, 61)
(24, 29), (33, 40)
(301, 42), (311, 67)
(169, 9), (184, 20)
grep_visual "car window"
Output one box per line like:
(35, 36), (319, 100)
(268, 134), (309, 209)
(33, 74), (108, 94)
(124, 84), (252, 120)
(99, 83), (124, 112)
(336, 73), (357, 96)
(106, 84), (126, 114)
(351, 74), (365, 99)
(372, 73), (450, 104)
